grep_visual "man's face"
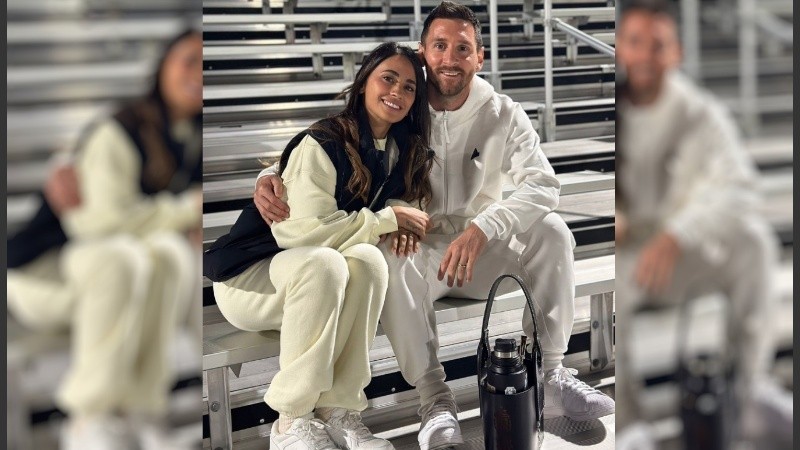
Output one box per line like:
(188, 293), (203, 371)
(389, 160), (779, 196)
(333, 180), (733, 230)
(616, 10), (681, 96)
(420, 18), (484, 99)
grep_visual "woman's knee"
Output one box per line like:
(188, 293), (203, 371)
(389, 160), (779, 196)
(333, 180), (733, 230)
(343, 244), (389, 285)
(66, 237), (151, 295)
(296, 247), (350, 289)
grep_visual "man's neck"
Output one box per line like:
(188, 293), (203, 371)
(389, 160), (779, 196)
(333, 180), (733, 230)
(427, 81), (470, 112)
(626, 78), (666, 107)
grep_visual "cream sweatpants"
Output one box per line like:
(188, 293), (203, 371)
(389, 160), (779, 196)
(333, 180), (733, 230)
(212, 243), (388, 417)
(7, 232), (197, 417)
(379, 212), (577, 393)
(614, 218), (779, 428)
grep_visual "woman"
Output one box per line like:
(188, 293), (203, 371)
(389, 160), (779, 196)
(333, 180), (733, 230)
(7, 29), (202, 449)
(204, 42), (433, 450)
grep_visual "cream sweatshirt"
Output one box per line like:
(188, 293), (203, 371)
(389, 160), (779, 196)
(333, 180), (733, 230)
(269, 134), (399, 251)
(62, 119), (201, 239)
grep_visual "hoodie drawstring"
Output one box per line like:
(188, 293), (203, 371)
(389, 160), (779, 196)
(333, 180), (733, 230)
(442, 111), (451, 144)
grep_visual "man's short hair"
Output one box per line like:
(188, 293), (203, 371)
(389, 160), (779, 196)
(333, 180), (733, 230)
(421, 1), (483, 49)
(620, 0), (678, 21)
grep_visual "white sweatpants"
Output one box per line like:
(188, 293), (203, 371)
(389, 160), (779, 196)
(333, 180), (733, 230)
(7, 232), (197, 417)
(379, 212), (577, 390)
(614, 218), (778, 427)
(212, 243), (387, 417)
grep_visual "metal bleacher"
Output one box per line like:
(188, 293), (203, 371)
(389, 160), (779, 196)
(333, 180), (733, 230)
(200, 1), (617, 448)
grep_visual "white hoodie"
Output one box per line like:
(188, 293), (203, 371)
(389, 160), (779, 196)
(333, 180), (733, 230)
(618, 71), (761, 250)
(259, 76), (560, 242)
(420, 75), (560, 240)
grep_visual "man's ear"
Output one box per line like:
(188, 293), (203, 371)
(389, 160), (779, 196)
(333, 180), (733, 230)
(476, 46), (485, 71)
(417, 41), (426, 65)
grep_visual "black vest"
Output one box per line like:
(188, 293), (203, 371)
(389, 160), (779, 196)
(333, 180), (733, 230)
(7, 98), (201, 269)
(203, 115), (413, 282)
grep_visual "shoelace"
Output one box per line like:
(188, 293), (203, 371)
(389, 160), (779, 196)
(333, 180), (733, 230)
(547, 367), (599, 395)
(294, 418), (336, 447)
(338, 411), (374, 441)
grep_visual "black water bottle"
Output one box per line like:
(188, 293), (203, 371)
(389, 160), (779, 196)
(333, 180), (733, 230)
(485, 338), (528, 395)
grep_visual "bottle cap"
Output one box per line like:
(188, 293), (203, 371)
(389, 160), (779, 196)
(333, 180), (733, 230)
(494, 338), (518, 354)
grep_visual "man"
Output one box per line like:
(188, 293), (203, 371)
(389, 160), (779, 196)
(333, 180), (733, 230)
(614, 0), (789, 444)
(255, 2), (614, 448)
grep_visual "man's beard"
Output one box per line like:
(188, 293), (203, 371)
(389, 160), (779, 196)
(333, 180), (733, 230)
(429, 69), (469, 98)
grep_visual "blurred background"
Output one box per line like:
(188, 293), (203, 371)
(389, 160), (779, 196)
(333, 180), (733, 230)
(615, 0), (792, 448)
(7, 1), (203, 448)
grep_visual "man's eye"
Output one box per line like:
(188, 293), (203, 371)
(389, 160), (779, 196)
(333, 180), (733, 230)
(434, 43), (445, 50)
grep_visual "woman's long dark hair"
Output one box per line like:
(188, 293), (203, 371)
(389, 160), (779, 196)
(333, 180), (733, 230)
(113, 28), (203, 193)
(283, 42), (434, 207)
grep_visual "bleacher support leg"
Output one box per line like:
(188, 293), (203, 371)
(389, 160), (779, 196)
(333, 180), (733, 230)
(589, 292), (614, 371)
(543, 0), (555, 142)
(310, 24), (327, 78)
(343, 52), (356, 81)
(523, 0), (535, 40)
(7, 358), (31, 450)
(283, 0), (297, 44)
(207, 367), (234, 450)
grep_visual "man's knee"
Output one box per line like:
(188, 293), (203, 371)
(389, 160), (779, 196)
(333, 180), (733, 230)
(525, 213), (576, 256)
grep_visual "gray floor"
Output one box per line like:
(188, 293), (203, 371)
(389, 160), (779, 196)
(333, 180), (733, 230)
(388, 385), (616, 450)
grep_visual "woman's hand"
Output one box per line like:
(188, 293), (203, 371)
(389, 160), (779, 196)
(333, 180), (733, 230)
(391, 206), (431, 240)
(381, 230), (421, 257)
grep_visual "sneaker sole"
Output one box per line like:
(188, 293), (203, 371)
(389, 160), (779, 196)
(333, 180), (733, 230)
(543, 404), (615, 421)
(329, 430), (395, 450)
(420, 434), (464, 450)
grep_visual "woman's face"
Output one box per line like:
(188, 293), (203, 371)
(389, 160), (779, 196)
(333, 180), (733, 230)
(363, 54), (418, 138)
(160, 33), (203, 119)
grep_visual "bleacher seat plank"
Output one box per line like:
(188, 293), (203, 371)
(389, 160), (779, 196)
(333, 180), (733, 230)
(204, 79), (349, 100)
(204, 41), (417, 59)
(6, 18), (190, 44)
(203, 12), (387, 25)
(535, 6), (615, 21)
(202, 254), (615, 371)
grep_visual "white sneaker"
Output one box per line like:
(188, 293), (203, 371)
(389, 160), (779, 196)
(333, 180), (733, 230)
(543, 367), (615, 421)
(417, 395), (463, 450)
(323, 408), (394, 449)
(60, 415), (136, 450)
(270, 414), (339, 450)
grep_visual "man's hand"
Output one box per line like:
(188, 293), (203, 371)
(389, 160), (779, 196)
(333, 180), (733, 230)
(635, 231), (682, 295)
(254, 174), (290, 226)
(438, 223), (488, 288)
(615, 210), (629, 245)
(381, 229), (421, 257)
(44, 165), (81, 216)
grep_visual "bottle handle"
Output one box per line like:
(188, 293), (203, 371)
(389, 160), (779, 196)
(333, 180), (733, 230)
(478, 274), (543, 373)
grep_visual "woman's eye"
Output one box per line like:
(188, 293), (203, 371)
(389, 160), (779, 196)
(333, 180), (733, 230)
(405, 85), (415, 92)
(383, 76), (394, 83)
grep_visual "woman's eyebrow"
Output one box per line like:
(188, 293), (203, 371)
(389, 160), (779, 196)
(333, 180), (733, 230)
(382, 69), (416, 84)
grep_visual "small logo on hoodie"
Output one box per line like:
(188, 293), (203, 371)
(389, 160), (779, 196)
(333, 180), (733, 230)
(471, 148), (480, 160)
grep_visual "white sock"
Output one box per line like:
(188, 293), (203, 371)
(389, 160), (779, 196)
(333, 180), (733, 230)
(416, 369), (453, 407)
(314, 407), (337, 422)
(277, 414), (296, 434)
(543, 358), (563, 374)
